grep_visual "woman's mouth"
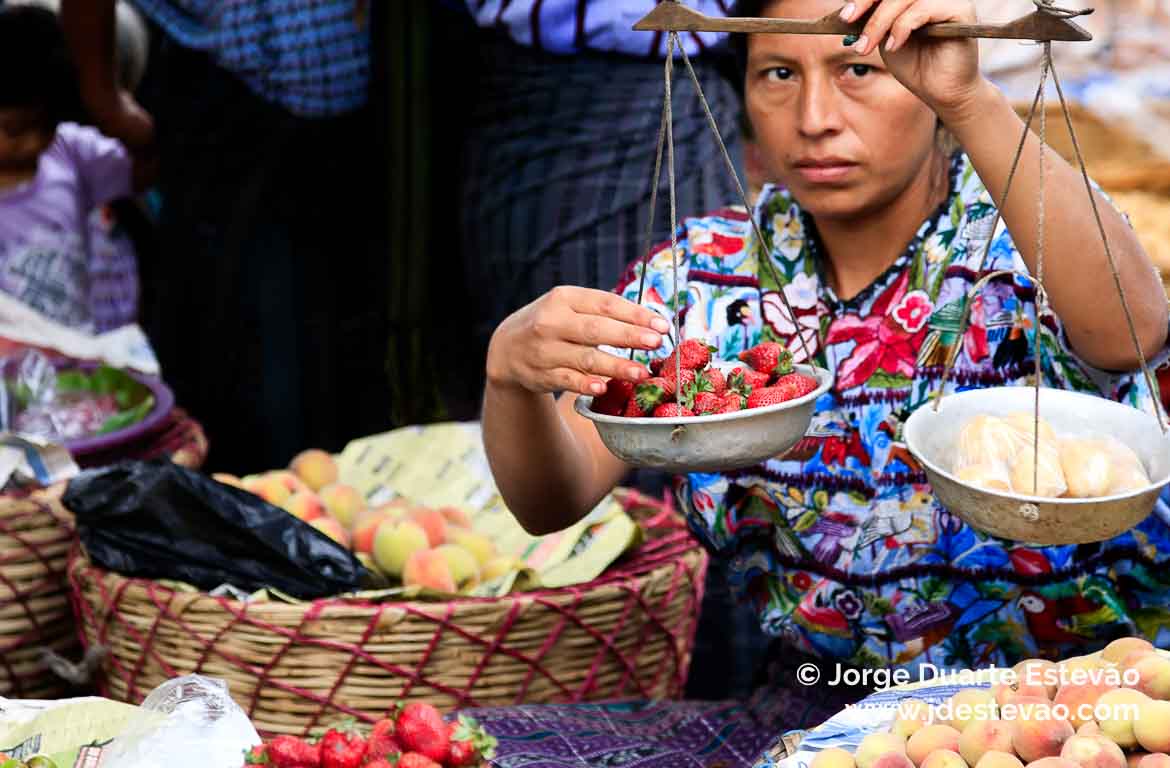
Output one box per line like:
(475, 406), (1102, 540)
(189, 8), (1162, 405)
(793, 158), (858, 184)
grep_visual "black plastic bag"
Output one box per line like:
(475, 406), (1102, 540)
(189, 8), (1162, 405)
(65, 460), (365, 599)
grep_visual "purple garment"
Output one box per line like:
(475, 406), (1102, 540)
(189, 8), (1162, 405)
(0, 123), (136, 332)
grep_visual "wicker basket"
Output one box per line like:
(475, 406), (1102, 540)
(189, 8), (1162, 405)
(0, 487), (76, 699)
(1, 409), (207, 700)
(69, 508), (708, 737)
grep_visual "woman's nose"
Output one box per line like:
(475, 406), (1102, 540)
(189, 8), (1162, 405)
(798, 76), (844, 138)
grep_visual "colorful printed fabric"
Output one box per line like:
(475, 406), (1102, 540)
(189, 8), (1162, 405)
(129, 0), (369, 116)
(607, 152), (1170, 672)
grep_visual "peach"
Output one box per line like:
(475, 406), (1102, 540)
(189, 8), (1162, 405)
(1120, 650), (1157, 671)
(410, 508), (449, 548)
(212, 472), (245, 489)
(1137, 757), (1170, 768)
(922, 751), (968, 768)
(319, 483), (365, 529)
(893, 699), (937, 739)
(435, 544), (481, 589)
(352, 511), (393, 555)
(908, 725), (962, 767)
(1059, 734), (1126, 768)
(872, 755), (915, 768)
(1075, 723), (1100, 737)
(998, 682), (1053, 708)
(1025, 759), (1081, 768)
(960, 720), (1014, 766)
(1128, 756), (1151, 768)
(1128, 655), (1170, 701)
(268, 470), (309, 494)
(810, 748), (857, 768)
(1095, 688), (1148, 749)
(372, 519), (429, 577)
(310, 516), (350, 547)
(1016, 660), (1061, 700)
(482, 555), (521, 583)
(1102, 638), (1155, 665)
(1054, 682), (1118, 729)
(856, 734), (908, 768)
(289, 448), (338, 491)
(948, 689), (998, 731)
(447, 527), (497, 566)
(402, 549), (456, 593)
(281, 490), (325, 522)
(245, 474), (291, 505)
(1133, 698), (1170, 753)
(975, 752), (1024, 768)
(437, 505), (472, 528)
(1010, 699), (1074, 762)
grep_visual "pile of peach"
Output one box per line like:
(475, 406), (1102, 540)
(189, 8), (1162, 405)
(812, 638), (1170, 768)
(214, 449), (515, 594)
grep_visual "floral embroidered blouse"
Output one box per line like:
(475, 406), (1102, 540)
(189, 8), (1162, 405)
(610, 152), (1170, 670)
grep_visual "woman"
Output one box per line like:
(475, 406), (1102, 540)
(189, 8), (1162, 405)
(483, 0), (1170, 722)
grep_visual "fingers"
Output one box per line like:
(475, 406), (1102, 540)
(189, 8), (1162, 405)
(539, 342), (651, 384)
(885, 0), (968, 52)
(841, 0), (970, 55)
(851, 0), (916, 55)
(563, 313), (665, 352)
(557, 286), (672, 333)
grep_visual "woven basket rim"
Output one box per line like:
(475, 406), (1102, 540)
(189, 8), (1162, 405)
(67, 515), (702, 613)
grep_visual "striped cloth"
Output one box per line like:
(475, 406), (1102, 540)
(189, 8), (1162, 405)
(462, 0), (731, 56)
(456, 35), (745, 372)
(128, 0), (369, 116)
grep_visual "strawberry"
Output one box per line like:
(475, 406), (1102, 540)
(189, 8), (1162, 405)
(653, 402), (695, 418)
(692, 391), (723, 414)
(633, 378), (670, 413)
(244, 744), (269, 764)
(774, 372), (818, 401)
(364, 762), (393, 768)
(396, 754), (441, 768)
(446, 716), (499, 767)
(651, 339), (715, 374)
(320, 729), (366, 768)
(395, 703), (449, 763)
(699, 367), (727, 396)
(746, 386), (790, 409)
(738, 342), (794, 377)
(661, 367), (696, 396)
(365, 719), (400, 761)
(714, 393), (745, 414)
(591, 379), (635, 416)
(267, 735), (320, 768)
(623, 396), (648, 417)
(728, 366), (770, 395)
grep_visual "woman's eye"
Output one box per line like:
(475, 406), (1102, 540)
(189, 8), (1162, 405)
(765, 67), (794, 82)
(848, 64), (873, 77)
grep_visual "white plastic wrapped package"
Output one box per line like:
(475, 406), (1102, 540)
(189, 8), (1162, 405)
(100, 675), (260, 768)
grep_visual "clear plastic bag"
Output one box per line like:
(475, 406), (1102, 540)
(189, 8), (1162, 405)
(100, 675), (260, 768)
(954, 411), (1150, 499)
(954, 412), (1066, 497)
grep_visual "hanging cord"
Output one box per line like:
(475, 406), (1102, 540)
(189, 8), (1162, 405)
(629, 91), (670, 362)
(1048, 59), (1168, 433)
(665, 34), (684, 404)
(1032, 0), (1094, 20)
(675, 42), (817, 364)
(1030, 45), (1051, 495)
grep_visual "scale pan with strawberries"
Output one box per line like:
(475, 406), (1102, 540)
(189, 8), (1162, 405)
(576, 362), (832, 473)
(577, 1), (1170, 543)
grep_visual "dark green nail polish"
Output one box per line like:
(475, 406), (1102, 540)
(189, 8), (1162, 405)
(843, 34), (859, 46)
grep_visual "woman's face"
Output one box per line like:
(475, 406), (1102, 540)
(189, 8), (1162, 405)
(745, 0), (940, 221)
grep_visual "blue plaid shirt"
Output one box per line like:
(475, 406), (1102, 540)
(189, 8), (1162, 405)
(131, 0), (369, 116)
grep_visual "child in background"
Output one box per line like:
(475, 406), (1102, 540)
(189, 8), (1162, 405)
(0, 5), (139, 332)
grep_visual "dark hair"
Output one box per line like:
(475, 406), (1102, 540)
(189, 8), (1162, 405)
(0, 5), (81, 131)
